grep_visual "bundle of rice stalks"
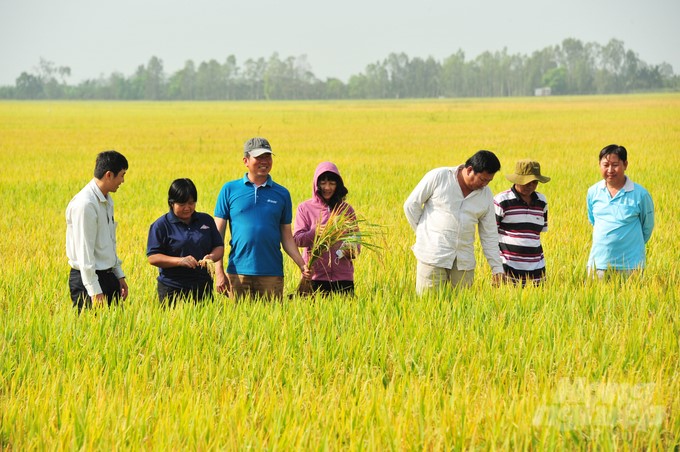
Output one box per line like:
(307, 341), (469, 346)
(198, 258), (215, 278)
(297, 205), (383, 295)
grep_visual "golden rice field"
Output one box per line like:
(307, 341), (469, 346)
(1, 95), (679, 449)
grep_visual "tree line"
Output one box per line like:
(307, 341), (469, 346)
(2, 38), (677, 100)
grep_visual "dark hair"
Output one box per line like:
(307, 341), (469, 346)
(465, 150), (501, 174)
(317, 171), (348, 210)
(94, 150), (128, 179)
(599, 144), (627, 162)
(168, 178), (198, 210)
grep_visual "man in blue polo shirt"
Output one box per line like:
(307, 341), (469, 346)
(587, 144), (654, 279)
(213, 137), (310, 299)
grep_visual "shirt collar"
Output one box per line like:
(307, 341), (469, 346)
(597, 176), (634, 192)
(242, 173), (271, 187)
(88, 178), (108, 203)
(622, 176), (634, 192)
(510, 185), (538, 203)
(167, 211), (196, 224)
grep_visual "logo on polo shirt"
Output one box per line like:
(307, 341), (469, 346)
(266, 199), (278, 204)
(200, 225), (210, 230)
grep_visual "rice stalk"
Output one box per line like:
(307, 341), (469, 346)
(297, 204), (384, 295)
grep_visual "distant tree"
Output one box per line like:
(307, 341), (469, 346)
(102, 72), (127, 99)
(441, 50), (467, 97)
(30, 58), (72, 98)
(347, 73), (368, 99)
(0, 85), (15, 99)
(323, 78), (347, 99)
(557, 38), (595, 93)
(223, 55), (239, 99)
(363, 61), (389, 98)
(126, 64), (146, 99)
(145, 56), (165, 100)
(196, 59), (225, 99)
(405, 56), (441, 98)
(384, 52), (410, 98)
(15, 72), (44, 99)
(542, 67), (568, 94)
(525, 47), (558, 93)
(168, 60), (196, 100)
(5, 41), (676, 100)
(242, 57), (266, 99)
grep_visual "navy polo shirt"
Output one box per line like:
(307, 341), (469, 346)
(214, 174), (292, 276)
(147, 211), (224, 288)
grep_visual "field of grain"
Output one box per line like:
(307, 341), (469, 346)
(1, 95), (679, 449)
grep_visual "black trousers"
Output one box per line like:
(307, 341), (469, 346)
(311, 280), (355, 296)
(69, 268), (121, 312)
(157, 280), (213, 307)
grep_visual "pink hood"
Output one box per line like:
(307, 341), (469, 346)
(311, 161), (344, 203)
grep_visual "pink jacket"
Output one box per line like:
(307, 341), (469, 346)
(293, 162), (358, 282)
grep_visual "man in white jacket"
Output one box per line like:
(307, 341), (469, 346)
(404, 150), (505, 294)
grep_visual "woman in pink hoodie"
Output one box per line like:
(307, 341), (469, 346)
(294, 162), (359, 295)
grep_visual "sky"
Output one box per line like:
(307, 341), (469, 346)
(1, 0), (679, 86)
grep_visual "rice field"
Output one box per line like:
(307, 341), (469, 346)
(1, 95), (679, 449)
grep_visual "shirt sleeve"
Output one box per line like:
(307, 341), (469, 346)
(214, 184), (230, 220)
(640, 190), (654, 243)
(146, 217), (167, 256)
(543, 202), (549, 232)
(493, 195), (504, 226)
(586, 188), (595, 226)
(293, 203), (316, 248)
(71, 200), (103, 296)
(404, 171), (435, 232)
(479, 194), (504, 274)
(281, 191), (293, 225)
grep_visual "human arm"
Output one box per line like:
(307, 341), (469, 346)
(293, 204), (316, 248)
(118, 278), (128, 301)
(586, 188), (595, 226)
(148, 253), (201, 269)
(640, 190), (654, 243)
(69, 200), (105, 297)
(147, 246), (223, 270)
(281, 223), (311, 279)
(341, 205), (361, 259)
(493, 196), (504, 227)
(479, 196), (505, 276)
(403, 173), (434, 232)
(543, 201), (548, 232)
(145, 212), (224, 269)
(213, 217), (229, 293)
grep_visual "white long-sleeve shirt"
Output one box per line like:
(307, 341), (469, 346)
(403, 165), (504, 274)
(66, 179), (124, 295)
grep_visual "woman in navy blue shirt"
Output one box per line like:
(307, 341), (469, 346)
(147, 178), (224, 305)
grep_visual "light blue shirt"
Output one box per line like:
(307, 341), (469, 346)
(587, 177), (654, 270)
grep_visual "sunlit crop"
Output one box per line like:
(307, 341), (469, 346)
(1, 95), (679, 449)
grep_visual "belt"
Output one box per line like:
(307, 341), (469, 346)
(96, 268), (114, 274)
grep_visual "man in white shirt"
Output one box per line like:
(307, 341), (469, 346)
(404, 150), (505, 294)
(66, 150), (129, 310)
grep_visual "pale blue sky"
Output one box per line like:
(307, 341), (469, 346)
(1, 0), (678, 85)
